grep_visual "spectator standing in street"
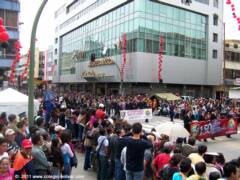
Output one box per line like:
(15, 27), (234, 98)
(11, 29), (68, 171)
(0, 157), (15, 179)
(31, 133), (51, 178)
(123, 123), (153, 180)
(169, 102), (175, 122)
(13, 139), (35, 179)
(61, 131), (74, 180)
(96, 127), (109, 180)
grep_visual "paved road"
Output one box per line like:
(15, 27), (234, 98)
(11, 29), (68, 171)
(72, 116), (240, 179)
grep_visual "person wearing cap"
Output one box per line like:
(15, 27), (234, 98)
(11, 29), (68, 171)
(152, 141), (173, 179)
(55, 125), (65, 144)
(5, 129), (19, 165)
(31, 133), (51, 178)
(13, 139), (35, 179)
(96, 104), (106, 123)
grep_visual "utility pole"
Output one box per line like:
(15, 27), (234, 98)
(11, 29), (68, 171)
(28, 0), (48, 124)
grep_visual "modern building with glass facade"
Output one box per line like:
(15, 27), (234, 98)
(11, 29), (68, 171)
(53, 0), (223, 97)
(0, 0), (20, 88)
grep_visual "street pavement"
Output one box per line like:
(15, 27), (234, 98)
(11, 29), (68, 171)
(72, 116), (240, 179)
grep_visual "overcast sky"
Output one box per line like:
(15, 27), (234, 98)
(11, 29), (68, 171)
(19, 0), (240, 54)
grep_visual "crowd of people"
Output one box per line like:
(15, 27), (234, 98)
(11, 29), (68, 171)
(0, 90), (239, 179)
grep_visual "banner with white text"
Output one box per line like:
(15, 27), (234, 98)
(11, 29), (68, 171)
(120, 109), (153, 121)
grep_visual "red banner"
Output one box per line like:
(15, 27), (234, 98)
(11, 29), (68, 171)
(121, 33), (127, 81)
(158, 36), (164, 81)
(190, 118), (238, 140)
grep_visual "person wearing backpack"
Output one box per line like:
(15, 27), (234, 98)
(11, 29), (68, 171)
(96, 127), (109, 180)
(159, 154), (182, 180)
(152, 142), (173, 179)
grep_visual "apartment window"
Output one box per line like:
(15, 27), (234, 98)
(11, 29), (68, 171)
(213, 14), (218, 26)
(234, 44), (238, 49)
(213, 0), (218, 8)
(54, 49), (58, 55)
(55, 38), (58, 44)
(213, 49), (218, 58)
(225, 43), (229, 47)
(213, 33), (218, 42)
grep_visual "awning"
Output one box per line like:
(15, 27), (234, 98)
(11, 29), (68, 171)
(151, 93), (181, 101)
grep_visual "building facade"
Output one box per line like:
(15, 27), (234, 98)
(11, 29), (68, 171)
(53, 0), (223, 97)
(0, 0), (20, 87)
(224, 40), (240, 87)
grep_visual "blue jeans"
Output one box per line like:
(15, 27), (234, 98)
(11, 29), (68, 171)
(115, 159), (125, 180)
(97, 155), (109, 180)
(62, 164), (72, 180)
(126, 170), (144, 180)
(84, 146), (92, 169)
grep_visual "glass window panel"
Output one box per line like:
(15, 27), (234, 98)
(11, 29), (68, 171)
(137, 39), (145, 52)
(153, 4), (159, 15)
(146, 1), (152, 13)
(146, 39), (153, 53)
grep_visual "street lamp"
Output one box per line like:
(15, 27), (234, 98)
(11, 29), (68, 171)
(28, 0), (48, 125)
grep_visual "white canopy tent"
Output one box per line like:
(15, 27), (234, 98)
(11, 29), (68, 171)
(0, 88), (40, 116)
(229, 87), (240, 99)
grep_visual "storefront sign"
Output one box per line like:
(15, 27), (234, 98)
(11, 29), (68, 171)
(89, 58), (115, 67)
(120, 109), (153, 121)
(190, 118), (238, 140)
(81, 70), (106, 78)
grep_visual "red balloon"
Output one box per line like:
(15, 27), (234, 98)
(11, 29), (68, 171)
(0, 25), (6, 34)
(226, 0), (231, 4)
(0, 18), (3, 26)
(0, 32), (9, 42)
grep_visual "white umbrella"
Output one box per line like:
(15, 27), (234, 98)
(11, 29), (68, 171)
(155, 122), (190, 142)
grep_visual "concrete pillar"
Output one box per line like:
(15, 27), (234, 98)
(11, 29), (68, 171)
(200, 85), (204, 97)
(105, 83), (108, 96)
(92, 83), (96, 95)
(183, 85), (187, 95)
